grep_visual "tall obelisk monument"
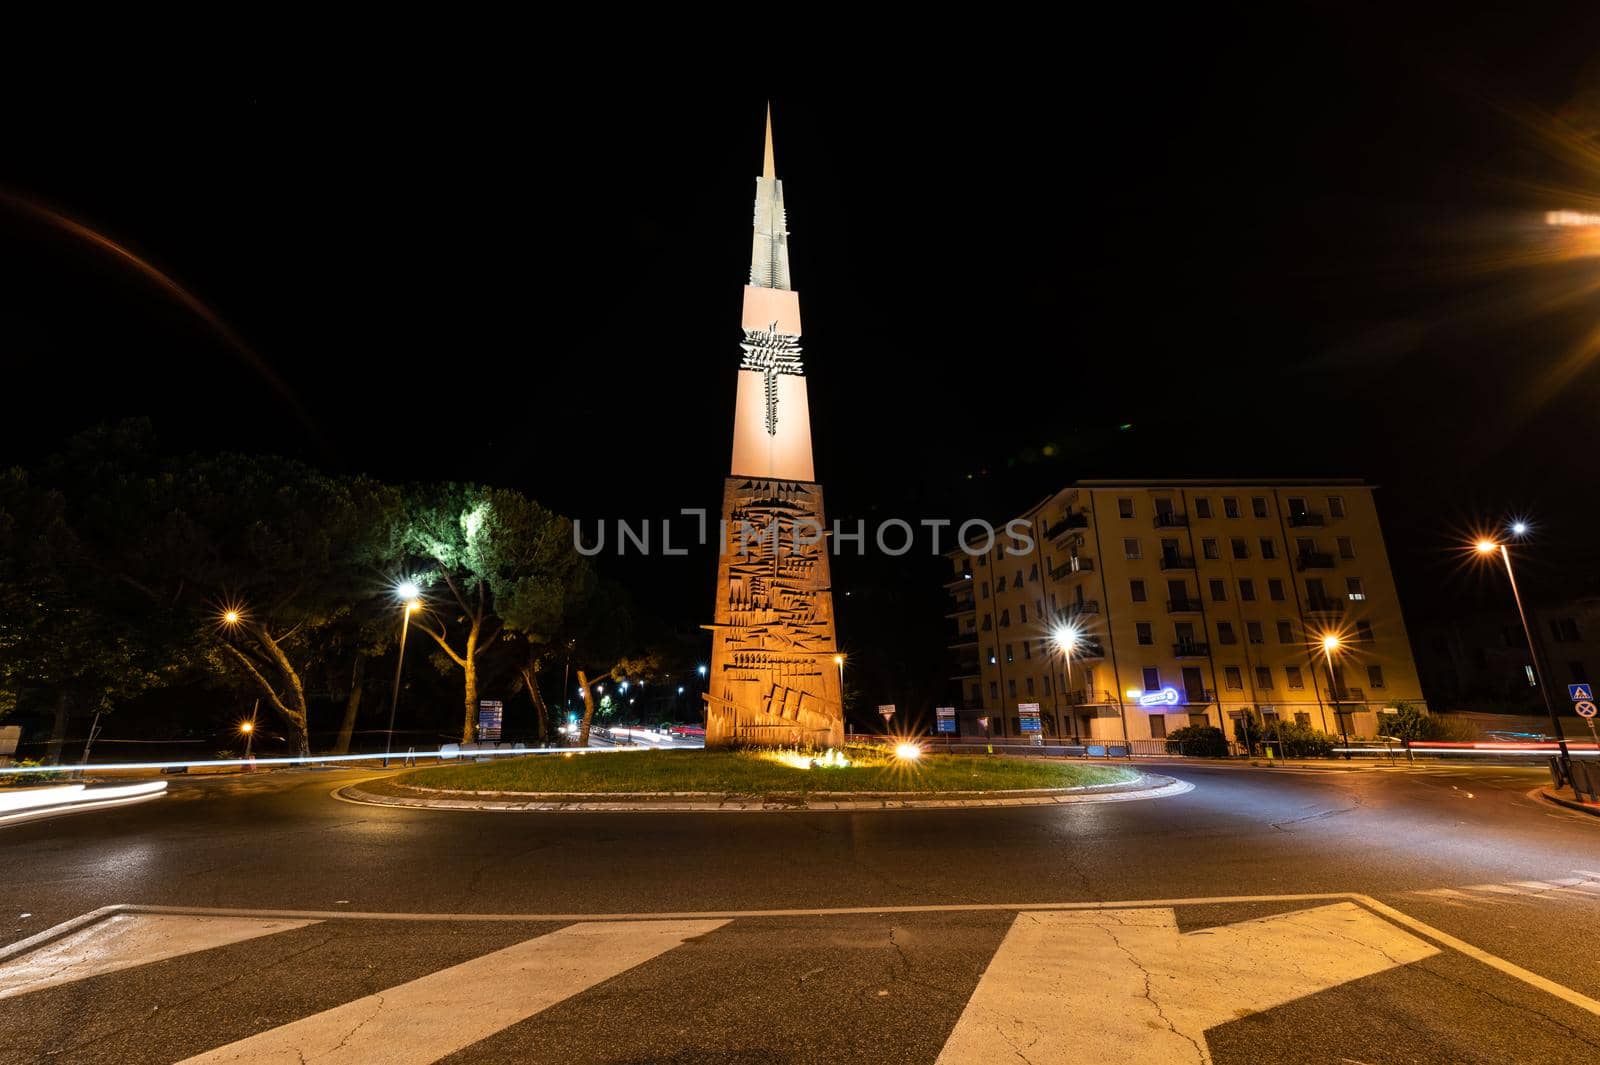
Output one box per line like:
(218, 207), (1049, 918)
(704, 105), (843, 748)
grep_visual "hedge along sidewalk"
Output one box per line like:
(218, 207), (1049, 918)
(335, 773), (1193, 813)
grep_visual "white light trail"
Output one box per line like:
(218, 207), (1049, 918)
(0, 781), (168, 827)
(0, 744), (697, 777)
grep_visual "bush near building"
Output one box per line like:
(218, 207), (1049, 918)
(1164, 725), (1229, 758)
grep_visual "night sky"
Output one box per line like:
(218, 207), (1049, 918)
(5, 15), (1600, 714)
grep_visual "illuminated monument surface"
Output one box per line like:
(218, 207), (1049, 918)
(704, 107), (843, 749)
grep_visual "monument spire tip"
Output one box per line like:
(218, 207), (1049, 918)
(763, 101), (776, 179)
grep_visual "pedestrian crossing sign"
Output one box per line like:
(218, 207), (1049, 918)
(1570, 683), (1593, 702)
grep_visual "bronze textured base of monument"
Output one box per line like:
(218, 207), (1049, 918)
(705, 476), (843, 748)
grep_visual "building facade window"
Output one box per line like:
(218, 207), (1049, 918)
(1337, 536), (1355, 559)
(989, 681), (998, 699)
(1224, 666), (1244, 689)
(1005, 643), (1014, 663)
(1019, 603), (1029, 623)
(1367, 665), (1385, 689)
(1008, 679), (1017, 697)
(1328, 496), (1346, 518)
(980, 581), (990, 599)
(1238, 578), (1256, 602)
(1124, 537), (1141, 559)
(1142, 666), (1161, 690)
(1209, 579), (1227, 601)
(1268, 578), (1285, 601)
(1285, 666), (1304, 689)
(1149, 714), (1167, 739)
(1247, 621), (1264, 644)
(1346, 577), (1365, 600)
(1217, 621), (1237, 644)
(1136, 622), (1154, 645)
(1118, 498), (1135, 518)
(1130, 579), (1147, 603)
(1251, 497), (1268, 518)
(1256, 666), (1273, 689)
(1231, 537), (1249, 559)
(1277, 620), (1294, 643)
(1202, 537), (1220, 559)
(1356, 620), (1374, 643)
(1551, 618), (1581, 642)
(1223, 497), (1240, 518)
(1025, 677), (1035, 695)
(1195, 497), (1212, 518)
(1260, 538), (1277, 560)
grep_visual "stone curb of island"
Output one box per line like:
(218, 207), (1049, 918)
(334, 772), (1193, 813)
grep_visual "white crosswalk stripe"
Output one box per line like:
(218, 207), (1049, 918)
(173, 918), (727, 1064)
(935, 904), (1437, 1065)
(0, 914), (318, 1002)
(1409, 871), (1600, 906)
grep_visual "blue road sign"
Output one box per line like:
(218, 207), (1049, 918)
(1570, 684), (1593, 702)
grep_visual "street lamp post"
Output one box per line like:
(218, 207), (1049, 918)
(384, 582), (422, 769)
(1052, 622), (1079, 743)
(1321, 634), (1351, 760)
(1476, 537), (1571, 776)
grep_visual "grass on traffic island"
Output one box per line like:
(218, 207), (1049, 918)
(389, 747), (1139, 796)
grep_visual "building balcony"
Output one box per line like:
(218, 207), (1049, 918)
(1173, 641), (1210, 657)
(1166, 598), (1203, 613)
(1073, 640), (1107, 659)
(1044, 513), (1090, 539)
(1065, 688), (1116, 706)
(1329, 686), (1367, 702)
(1153, 513), (1189, 529)
(1296, 552), (1335, 571)
(1159, 554), (1196, 571)
(1049, 557), (1094, 579)
(1064, 600), (1101, 616)
(1183, 688), (1215, 704)
(1304, 597), (1344, 616)
(1287, 512), (1326, 528)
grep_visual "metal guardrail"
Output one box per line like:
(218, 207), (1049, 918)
(1554, 756), (1600, 802)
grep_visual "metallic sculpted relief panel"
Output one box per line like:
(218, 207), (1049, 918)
(707, 479), (842, 748)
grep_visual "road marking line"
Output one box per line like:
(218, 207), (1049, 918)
(1358, 897), (1600, 1018)
(0, 905), (123, 965)
(175, 918), (727, 1064)
(0, 914), (318, 1001)
(936, 903), (1437, 1065)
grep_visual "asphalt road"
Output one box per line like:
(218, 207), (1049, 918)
(1, 761), (1597, 1063)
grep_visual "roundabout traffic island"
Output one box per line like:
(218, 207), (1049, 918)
(336, 747), (1191, 812)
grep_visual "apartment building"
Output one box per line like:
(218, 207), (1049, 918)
(943, 479), (1427, 743)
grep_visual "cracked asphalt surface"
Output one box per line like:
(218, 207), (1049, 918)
(0, 760), (1597, 1062)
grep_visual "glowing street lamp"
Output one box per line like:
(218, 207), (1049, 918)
(1474, 534), (1571, 773)
(833, 653), (845, 708)
(222, 610), (242, 626)
(383, 584), (423, 769)
(1052, 622), (1085, 743)
(1317, 632), (1353, 760)
(239, 717), (255, 761)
